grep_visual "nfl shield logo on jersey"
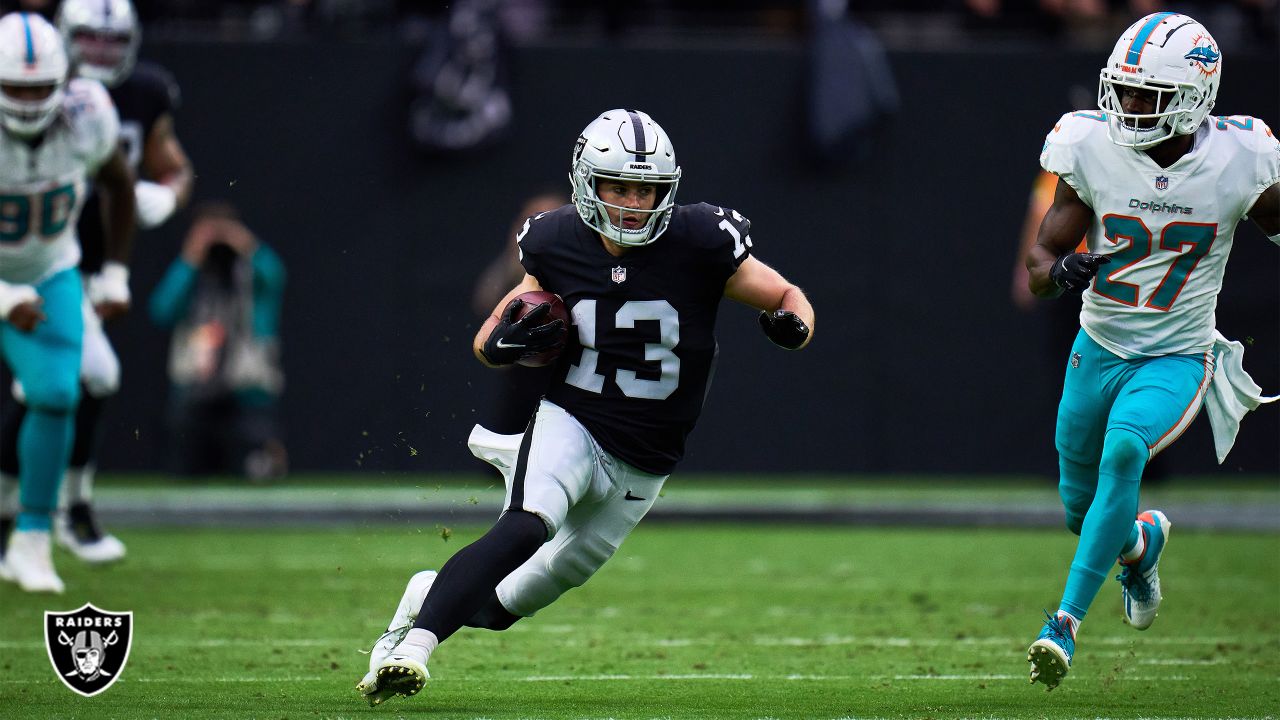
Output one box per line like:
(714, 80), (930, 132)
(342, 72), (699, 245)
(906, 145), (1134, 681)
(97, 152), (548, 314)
(611, 265), (627, 284)
(1155, 175), (1169, 190)
(45, 604), (133, 697)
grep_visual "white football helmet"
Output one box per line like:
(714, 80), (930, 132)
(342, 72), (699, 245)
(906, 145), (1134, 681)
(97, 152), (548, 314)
(1098, 12), (1221, 149)
(57, 0), (140, 88)
(570, 109), (681, 247)
(0, 13), (68, 139)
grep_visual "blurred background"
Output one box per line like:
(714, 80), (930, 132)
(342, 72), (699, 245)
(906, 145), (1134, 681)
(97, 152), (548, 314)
(7, 0), (1278, 479)
(3, 6), (1276, 713)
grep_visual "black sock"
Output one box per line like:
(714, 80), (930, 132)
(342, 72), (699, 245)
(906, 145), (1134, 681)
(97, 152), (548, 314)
(0, 396), (24, 477)
(466, 591), (522, 631)
(0, 516), (12, 557)
(414, 510), (546, 642)
(67, 502), (104, 543)
(69, 393), (104, 469)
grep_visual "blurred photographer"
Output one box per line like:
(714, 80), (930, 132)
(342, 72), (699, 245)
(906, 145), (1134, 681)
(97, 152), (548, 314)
(149, 202), (287, 480)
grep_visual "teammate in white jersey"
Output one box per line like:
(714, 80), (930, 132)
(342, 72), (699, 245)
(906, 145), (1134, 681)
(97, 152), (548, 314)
(0, 0), (194, 568)
(1023, 13), (1280, 690)
(0, 12), (135, 593)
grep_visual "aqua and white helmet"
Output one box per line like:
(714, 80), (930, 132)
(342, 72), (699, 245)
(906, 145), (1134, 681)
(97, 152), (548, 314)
(0, 13), (68, 139)
(1098, 12), (1221, 149)
(0, 12), (67, 139)
(57, 0), (140, 88)
(570, 109), (681, 247)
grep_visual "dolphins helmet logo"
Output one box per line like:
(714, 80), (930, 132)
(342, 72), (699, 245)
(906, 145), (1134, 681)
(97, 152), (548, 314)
(1184, 34), (1220, 77)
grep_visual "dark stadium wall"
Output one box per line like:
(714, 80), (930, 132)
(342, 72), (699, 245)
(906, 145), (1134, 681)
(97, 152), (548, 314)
(99, 41), (1279, 476)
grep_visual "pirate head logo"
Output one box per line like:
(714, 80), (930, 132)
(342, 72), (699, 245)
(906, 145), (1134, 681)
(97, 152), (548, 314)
(45, 603), (133, 696)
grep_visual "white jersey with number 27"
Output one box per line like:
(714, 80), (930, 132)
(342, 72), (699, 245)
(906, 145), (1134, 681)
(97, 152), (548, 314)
(0, 78), (120, 286)
(1041, 111), (1280, 359)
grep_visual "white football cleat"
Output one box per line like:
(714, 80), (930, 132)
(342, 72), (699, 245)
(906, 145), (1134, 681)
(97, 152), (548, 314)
(6, 530), (65, 594)
(1119, 510), (1171, 630)
(357, 570), (436, 706)
(362, 646), (430, 706)
(56, 504), (126, 564)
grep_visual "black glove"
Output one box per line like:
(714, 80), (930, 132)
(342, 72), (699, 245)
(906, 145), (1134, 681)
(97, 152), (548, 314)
(1050, 252), (1111, 294)
(758, 309), (810, 350)
(481, 300), (567, 365)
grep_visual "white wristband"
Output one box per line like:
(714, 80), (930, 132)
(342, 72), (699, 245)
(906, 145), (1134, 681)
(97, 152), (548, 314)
(88, 261), (131, 306)
(1270, 232), (1279, 247)
(0, 281), (39, 319)
(134, 180), (178, 229)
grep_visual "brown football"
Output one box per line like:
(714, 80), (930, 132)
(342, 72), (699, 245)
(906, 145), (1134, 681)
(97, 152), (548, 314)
(510, 290), (570, 368)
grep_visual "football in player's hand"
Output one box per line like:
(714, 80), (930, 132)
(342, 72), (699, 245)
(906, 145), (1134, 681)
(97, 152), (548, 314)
(511, 290), (570, 367)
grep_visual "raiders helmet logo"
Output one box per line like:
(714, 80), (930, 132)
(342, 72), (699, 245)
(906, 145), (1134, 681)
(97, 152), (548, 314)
(45, 603), (134, 697)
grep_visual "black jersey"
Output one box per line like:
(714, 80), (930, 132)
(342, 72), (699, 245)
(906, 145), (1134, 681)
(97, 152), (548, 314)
(518, 202), (753, 475)
(78, 61), (180, 272)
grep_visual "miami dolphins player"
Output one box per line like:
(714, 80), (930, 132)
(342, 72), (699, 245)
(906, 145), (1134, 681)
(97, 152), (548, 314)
(1025, 12), (1279, 689)
(0, 12), (135, 593)
(356, 108), (814, 706)
(0, 0), (192, 566)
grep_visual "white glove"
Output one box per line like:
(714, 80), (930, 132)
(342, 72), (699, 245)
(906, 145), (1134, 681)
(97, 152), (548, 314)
(0, 280), (39, 319)
(87, 262), (131, 307)
(135, 180), (178, 229)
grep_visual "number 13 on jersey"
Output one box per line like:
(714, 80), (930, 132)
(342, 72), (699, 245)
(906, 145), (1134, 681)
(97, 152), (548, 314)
(565, 299), (682, 400)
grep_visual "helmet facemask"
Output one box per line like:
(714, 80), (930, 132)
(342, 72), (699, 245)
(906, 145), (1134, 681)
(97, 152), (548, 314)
(57, 0), (140, 88)
(571, 161), (681, 247)
(1098, 71), (1208, 149)
(68, 28), (138, 86)
(0, 80), (65, 138)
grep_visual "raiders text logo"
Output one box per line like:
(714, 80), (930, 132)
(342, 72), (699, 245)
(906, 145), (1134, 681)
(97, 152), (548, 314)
(45, 603), (134, 697)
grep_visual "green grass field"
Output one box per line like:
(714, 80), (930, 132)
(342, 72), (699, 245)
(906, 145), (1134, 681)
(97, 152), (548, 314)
(3, 521), (1277, 719)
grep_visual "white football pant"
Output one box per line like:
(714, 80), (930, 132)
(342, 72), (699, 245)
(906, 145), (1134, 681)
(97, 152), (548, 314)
(467, 399), (666, 618)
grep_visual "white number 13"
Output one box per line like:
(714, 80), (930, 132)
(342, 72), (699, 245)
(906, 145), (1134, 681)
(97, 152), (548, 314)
(565, 300), (681, 400)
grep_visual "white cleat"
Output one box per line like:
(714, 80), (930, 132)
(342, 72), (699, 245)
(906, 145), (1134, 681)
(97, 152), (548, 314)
(56, 530), (127, 564)
(356, 570), (436, 706)
(6, 530), (65, 594)
(363, 647), (429, 706)
(1119, 510), (1171, 631)
(56, 506), (127, 564)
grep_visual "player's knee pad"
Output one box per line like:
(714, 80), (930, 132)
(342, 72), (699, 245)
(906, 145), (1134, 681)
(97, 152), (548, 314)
(496, 530), (618, 617)
(1099, 428), (1147, 482)
(547, 530), (617, 590)
(1055, 409), (1104, 467)
(21, 374), (80, 414)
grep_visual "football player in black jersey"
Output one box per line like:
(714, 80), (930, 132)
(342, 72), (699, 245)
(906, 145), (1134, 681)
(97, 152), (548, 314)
(0, 0), (193, 566)
(358, 109), (814, 705)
